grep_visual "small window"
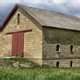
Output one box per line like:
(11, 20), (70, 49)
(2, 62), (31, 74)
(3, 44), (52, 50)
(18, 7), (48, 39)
(17, 13), (20, 24)
(70, 61), (73, 67)
(56, 45), (60, 51)
(70, 45), (73, 53)
(56, 61), (59, 68)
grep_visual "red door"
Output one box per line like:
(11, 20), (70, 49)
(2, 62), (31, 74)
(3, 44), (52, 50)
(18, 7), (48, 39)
(12, 32), (24, 57)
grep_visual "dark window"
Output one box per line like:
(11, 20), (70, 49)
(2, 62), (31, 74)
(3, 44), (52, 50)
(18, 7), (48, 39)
(70, 61), (73, 67)
(17, 13), (20, 24)
(56, 45), (60, 51)
(56, 61), (59, 68)
(70, 45), (73, 53)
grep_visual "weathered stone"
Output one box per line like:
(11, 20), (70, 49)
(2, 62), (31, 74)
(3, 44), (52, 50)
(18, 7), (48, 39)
(19, 63), (32, 68)
(12, 61), (20, 68)
(1, 6), (80, 68)
(0, 9), (42, 65)
(43, 27), (80, 67)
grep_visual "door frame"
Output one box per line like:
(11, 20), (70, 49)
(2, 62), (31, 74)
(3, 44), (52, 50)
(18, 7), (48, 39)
(6, 29), (32, 57)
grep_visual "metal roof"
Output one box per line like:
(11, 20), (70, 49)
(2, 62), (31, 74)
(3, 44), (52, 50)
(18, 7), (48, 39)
(1, 4), (80, 31)
(20, 5), (80, 31)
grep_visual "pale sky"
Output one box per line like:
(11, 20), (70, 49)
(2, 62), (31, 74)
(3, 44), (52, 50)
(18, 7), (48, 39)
(0, 0), (80, 16)
(0, 0), (80, 26)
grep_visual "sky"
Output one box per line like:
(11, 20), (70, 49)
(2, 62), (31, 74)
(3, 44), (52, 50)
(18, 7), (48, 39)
(0, 0), (80, 16)
(0, 0), (80, 25)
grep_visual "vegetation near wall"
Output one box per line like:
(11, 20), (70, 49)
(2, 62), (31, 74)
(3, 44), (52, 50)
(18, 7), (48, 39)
(0, 67), (80, 80)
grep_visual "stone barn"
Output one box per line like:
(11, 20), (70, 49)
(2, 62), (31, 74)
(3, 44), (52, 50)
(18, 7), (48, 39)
(0, 4), (80, 67)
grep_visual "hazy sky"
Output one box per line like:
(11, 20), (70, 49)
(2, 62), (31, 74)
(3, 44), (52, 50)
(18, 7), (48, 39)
(0, 0), (80, 25)
(0, 0), (80, 16)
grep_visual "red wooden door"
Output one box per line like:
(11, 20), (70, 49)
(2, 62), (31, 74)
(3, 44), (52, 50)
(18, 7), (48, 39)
(12, 32), (24, 57)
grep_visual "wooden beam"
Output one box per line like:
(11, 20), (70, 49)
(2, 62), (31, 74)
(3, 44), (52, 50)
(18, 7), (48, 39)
(6, 29), (32, 34)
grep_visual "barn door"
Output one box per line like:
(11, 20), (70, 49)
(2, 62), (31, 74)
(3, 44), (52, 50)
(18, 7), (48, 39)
(12, 32), (24, 57)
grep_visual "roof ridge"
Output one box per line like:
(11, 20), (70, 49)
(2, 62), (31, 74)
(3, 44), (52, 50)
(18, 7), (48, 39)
(0, 4), (80, 31)
(13, 4), (80, 21)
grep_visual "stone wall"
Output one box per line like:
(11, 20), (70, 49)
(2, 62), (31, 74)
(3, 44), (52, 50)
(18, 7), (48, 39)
(43, 59), (80, 68)
(43, 27), (80, 67)
(43, 27), (80, 45)
(0, 9), (43, 65)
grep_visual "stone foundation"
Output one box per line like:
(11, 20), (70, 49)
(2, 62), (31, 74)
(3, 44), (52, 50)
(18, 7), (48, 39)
(43, 59), (80, 68)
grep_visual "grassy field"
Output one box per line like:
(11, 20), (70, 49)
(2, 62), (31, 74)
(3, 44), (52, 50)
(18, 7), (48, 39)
(0, 67), (80, 80)
(0, 58), (80, 80)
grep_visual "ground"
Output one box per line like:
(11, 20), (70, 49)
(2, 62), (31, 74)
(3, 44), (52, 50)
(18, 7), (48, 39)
(0, 67), (80, 80)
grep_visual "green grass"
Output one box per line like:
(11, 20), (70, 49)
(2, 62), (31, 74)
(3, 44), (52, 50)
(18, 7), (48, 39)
(0, 57), (38, 67)
(0, 58), (80, 80)
(0, 67), (80, 80)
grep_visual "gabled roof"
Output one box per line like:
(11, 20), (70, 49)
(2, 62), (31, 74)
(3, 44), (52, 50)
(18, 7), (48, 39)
(1, 4), (80, 31)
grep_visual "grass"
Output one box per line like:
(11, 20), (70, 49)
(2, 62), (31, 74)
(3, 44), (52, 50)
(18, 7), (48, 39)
(0, 57), (38, 67)
(0, 67), (80, 80)
(0, 58), (80, 80)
